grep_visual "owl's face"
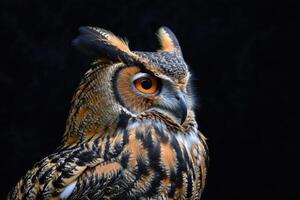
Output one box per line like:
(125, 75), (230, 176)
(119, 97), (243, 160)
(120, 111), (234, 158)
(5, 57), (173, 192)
(73, 26), (192, 125)
(114, 64), (191, 124)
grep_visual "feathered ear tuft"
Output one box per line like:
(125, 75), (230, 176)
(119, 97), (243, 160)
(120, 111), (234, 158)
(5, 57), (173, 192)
(72, 26), (136, 64)
(157, 26), (182, 54)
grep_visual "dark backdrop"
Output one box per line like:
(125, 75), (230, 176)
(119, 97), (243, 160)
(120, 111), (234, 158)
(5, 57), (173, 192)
(0, 0), (299, 199)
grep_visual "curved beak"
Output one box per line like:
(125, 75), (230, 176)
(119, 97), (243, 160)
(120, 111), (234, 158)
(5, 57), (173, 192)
(176, 94), (188, 124)
(155, 89), (188, 125)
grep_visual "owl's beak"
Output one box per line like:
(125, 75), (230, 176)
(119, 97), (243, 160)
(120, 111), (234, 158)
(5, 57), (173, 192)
(156, 89), (188, 125)
(176, 94), (188, 124)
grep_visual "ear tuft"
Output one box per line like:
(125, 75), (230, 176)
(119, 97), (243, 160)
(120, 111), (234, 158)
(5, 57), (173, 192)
(157, 26), (182, 54)
(72, 26), (135, 63)
(89, 27), (130, 53)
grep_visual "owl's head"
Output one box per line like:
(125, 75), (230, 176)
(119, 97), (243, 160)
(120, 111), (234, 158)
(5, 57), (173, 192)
(66, 26), (194, 143)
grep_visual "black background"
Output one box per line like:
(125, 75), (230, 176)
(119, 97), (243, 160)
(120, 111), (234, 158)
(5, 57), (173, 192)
(0, 0), (299, 199)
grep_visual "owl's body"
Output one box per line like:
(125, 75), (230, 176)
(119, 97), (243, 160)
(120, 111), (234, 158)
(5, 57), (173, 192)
(7, 27), (208, 200)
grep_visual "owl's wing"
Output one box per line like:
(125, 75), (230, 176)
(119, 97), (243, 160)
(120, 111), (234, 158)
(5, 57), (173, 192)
(7, 141), (106, 200)
(7, 127), (131, 200)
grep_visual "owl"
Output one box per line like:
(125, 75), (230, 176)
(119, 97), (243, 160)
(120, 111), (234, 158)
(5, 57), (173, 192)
(7, 26), (208, 200)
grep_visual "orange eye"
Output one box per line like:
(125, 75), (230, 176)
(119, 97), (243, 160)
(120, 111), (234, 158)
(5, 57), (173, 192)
(133, 75), (159, 94)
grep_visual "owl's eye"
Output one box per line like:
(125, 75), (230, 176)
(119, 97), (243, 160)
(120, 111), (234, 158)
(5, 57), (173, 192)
(132, 73), (159, 95)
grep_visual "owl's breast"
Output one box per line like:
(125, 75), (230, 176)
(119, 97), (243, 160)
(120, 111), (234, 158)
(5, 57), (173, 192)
(115, 120), (208, 199)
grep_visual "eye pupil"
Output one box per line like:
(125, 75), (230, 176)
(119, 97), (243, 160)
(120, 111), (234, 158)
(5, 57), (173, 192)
(140, 78), (152, 89)
(133, 74), (159, 95)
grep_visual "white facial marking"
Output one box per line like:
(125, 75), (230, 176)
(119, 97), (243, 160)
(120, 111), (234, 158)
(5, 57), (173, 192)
(60, 181), (77, 199)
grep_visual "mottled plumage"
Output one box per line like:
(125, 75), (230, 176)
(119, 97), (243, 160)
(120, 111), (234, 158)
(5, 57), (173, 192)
(7, 26), (208, 200)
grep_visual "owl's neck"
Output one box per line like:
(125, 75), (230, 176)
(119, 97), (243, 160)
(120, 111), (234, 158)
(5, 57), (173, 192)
(136, 109), (198, 133)
(62, 63), (124, 145)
